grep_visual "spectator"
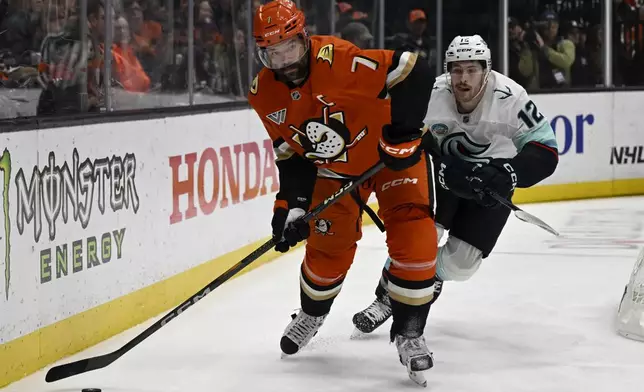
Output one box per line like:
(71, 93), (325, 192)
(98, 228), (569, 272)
(533, 10), (575, 88)
(614, 0), (644, 86)
(340, 21), (373, 49)
(36, 0), (105, 115)
(123, 0), (163, 84)
(110, 15), (150, 92)
(508, 16), (539, 90)
(569, 20), (602, 87)
(584, 24), (604, 85)
(385, 9), (435, 68)
(0, 0), (48, 64)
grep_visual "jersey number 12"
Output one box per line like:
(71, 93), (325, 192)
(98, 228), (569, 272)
(517, 100), (544, 128)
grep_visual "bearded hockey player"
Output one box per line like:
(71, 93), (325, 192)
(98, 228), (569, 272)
(248, 1), (440, 385)
(352, 35), (559, 337)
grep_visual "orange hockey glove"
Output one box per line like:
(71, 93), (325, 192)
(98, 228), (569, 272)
(378, 124), (423, 171)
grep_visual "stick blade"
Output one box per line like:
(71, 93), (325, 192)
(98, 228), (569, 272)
(514, 210), (560, 236)
(45, 354), (115, 382)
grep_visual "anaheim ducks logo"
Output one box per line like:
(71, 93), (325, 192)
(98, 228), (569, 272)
(314, 218), (334, 236)
(288, 95), (367, 164)
(440, 132), (491, 164)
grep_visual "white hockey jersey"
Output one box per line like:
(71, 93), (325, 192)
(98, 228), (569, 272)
(424, 70), (557, 163)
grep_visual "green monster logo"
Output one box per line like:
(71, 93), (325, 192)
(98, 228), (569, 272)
(0, 148), (11, 300)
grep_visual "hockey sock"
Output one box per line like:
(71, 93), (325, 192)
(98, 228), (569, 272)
(299, 270), (344, 317)
(389, 300), (432, 342)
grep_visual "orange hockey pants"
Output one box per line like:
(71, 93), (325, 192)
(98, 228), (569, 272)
(299, 154), (438, 316)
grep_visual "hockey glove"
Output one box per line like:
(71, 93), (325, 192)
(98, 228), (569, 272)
(436, 155), (480, 200)
(468, 159), (518, 208)
(271, 202), (310, 253)
(378, 124), (423, 171)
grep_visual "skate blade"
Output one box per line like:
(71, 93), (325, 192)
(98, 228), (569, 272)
(350, 327), (367, 340)
(408, 370), (427, 387)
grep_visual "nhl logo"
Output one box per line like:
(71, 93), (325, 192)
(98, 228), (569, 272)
(430, 123), (449, 135)
(291, 91), (301, 100)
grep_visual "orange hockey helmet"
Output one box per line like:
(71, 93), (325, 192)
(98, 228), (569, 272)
(253, 0), (310, 81)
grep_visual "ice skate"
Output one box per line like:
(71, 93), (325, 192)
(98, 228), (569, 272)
(395, 335), (433, 387)
(280, 310), (327, 357)
(351, 294), (392, 338)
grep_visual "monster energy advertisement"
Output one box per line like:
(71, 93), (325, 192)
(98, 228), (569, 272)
(1, 148), (140, 300)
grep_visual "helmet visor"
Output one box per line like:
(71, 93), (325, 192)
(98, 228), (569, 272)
(257, 35), (308, 70)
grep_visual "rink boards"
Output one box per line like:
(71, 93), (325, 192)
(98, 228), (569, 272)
(1, 90), (644, 387)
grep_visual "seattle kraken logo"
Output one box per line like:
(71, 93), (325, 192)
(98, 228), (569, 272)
(440, 132), (491, 163)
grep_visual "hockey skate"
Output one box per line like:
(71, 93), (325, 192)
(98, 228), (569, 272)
(352, 279), (443, 338)
(280, 310), (328, 357)
(395, 334), (434, 387)
(351, 294), (392, 338)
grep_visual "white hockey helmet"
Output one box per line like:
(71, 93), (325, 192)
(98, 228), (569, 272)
(443, 35), (492, 73)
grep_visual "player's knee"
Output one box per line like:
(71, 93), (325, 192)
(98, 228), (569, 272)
(436, 236), (483, 281)
(382, 205), (437, 265)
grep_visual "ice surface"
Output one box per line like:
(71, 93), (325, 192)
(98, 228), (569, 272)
(3, 196), (644, 392)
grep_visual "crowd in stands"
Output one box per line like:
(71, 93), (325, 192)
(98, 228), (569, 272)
(509, 0), (644, 89)
(0, 0), (642, 118)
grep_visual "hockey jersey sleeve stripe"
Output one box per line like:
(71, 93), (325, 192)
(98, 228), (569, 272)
(385, 51), (434, 128)
(272, 137), (297, 161)
(386, 51), (418, 89)
(513, 121), (558, 151)
(529, 141), (559, 158)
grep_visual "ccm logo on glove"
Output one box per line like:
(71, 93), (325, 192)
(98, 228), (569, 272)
(438, 162), (449, 191)
(378, 139), (419, 157)
(378, 124), (423, 171)
(502, 163), (518, 190)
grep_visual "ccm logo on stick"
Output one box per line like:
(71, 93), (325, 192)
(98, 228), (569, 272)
(382, 177), (418, 191)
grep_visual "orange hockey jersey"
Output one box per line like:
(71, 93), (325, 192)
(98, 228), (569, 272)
(248, 35), (432, 179)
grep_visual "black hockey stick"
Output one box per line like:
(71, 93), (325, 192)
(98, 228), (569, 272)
(482, 189), (560, 236)
(45, 161), (386, 383)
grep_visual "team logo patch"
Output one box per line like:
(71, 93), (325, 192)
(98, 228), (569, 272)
(430, 123), (449, 135)
(288, 95), (367, 164)
(314, 219), (334, 236)
(440, 132), (491, 163)
(267, 108), (287, 125)
(316, 44), (334, 66)
(291, 91), (301, 100)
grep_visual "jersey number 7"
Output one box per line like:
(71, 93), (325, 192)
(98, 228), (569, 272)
(517, 100), (544, 128)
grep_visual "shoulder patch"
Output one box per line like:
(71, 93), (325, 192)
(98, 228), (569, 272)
(249, 74), (258, 95)
(430, 123), (449, 135)
(316, 44), (334, 66)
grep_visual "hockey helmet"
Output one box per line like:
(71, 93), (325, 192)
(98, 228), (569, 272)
(443, 35), (492, 73)
(253, 0), (310, 71)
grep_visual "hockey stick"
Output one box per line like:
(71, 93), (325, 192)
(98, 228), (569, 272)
(45, 161), (386, 383)
(482, 189), (560, 236)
